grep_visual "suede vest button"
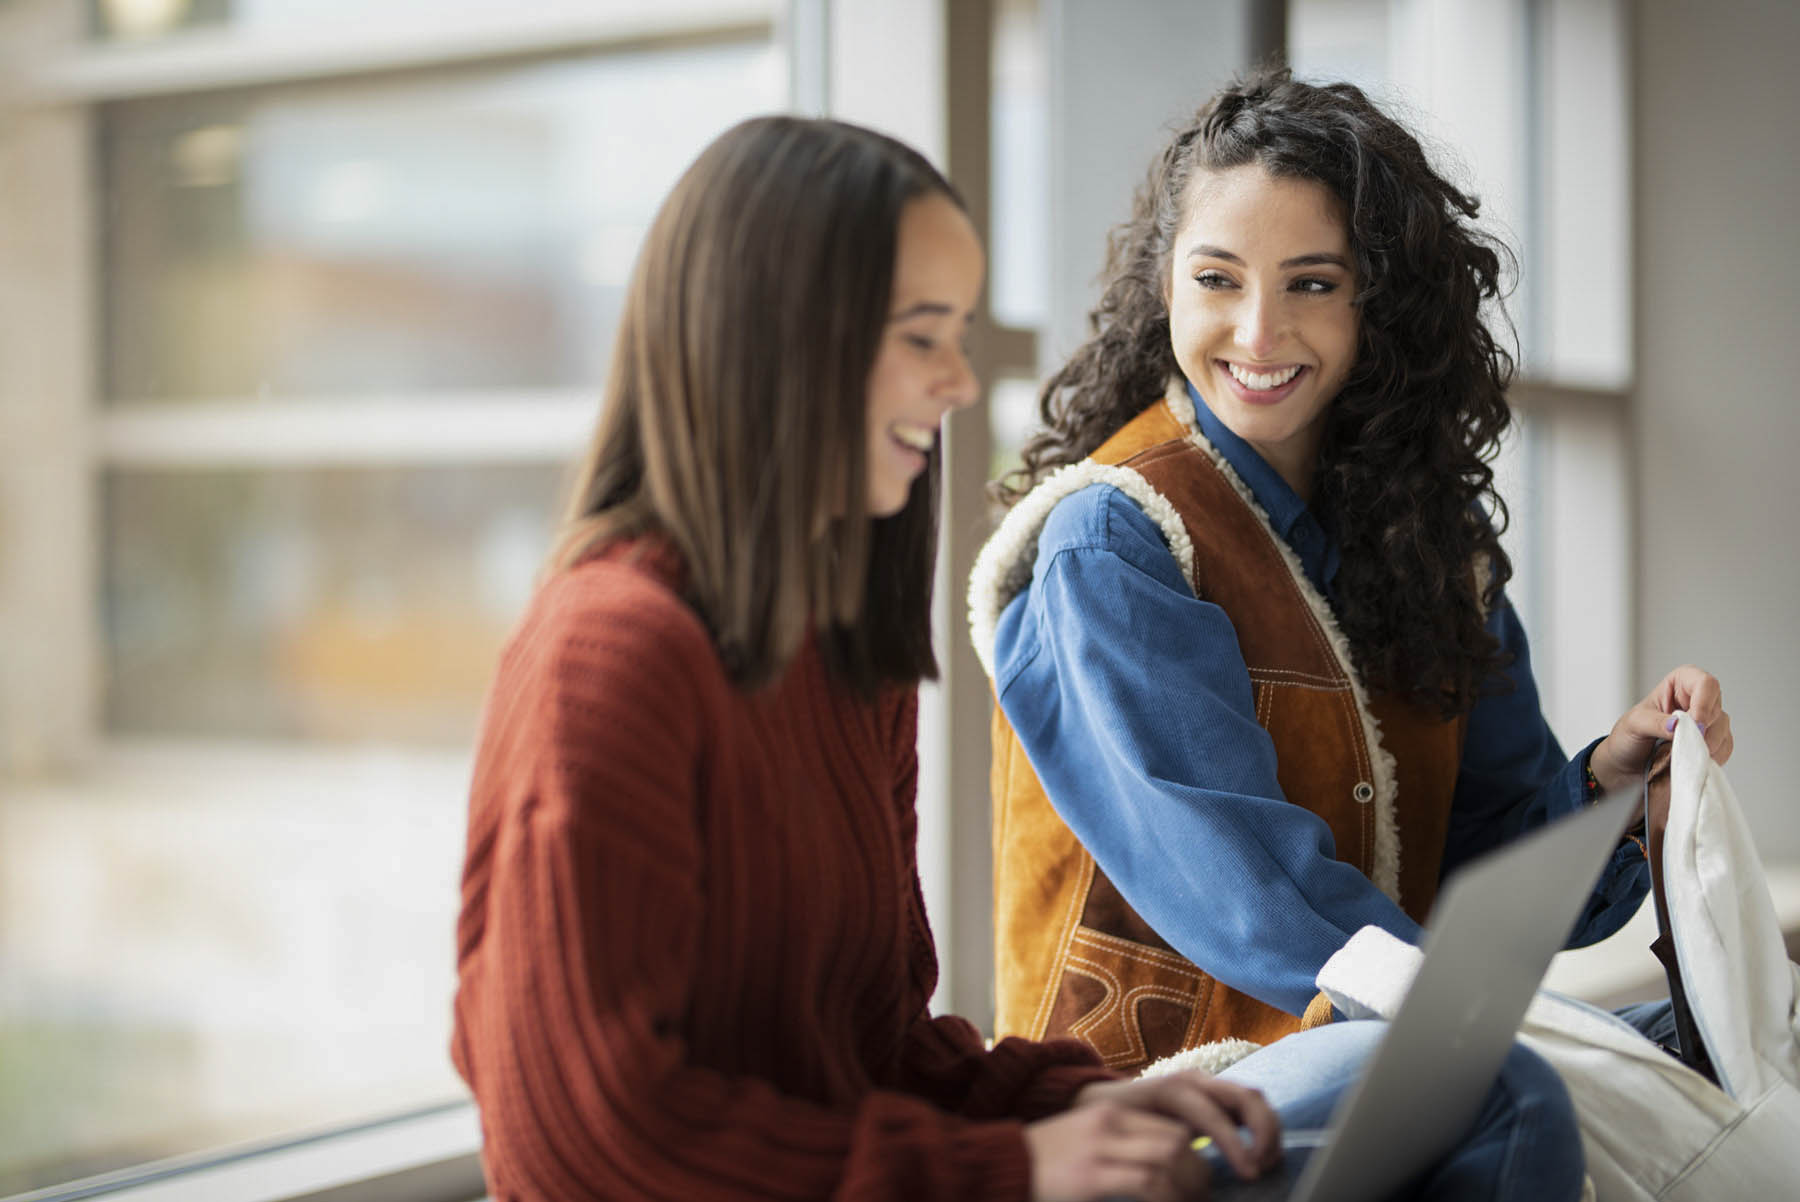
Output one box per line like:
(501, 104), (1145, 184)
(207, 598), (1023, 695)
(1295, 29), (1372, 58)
(1353, 781), (1375, 803)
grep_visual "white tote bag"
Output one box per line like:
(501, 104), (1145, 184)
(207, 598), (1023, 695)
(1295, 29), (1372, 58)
(1316, 712), (1800, 1201)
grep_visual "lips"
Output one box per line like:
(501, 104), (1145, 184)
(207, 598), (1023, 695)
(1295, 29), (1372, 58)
(1219, 360), (1308, 405)
(1225, 361), (1304, 391)
(890, 423), (935, 453)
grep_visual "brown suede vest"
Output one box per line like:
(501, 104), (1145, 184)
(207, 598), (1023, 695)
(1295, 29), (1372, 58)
(983, 389), (1467, 1072)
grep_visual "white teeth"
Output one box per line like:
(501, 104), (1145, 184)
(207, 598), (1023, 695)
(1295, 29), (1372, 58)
(1227, 362), (1303, 391)
(892, 424), (935, 452)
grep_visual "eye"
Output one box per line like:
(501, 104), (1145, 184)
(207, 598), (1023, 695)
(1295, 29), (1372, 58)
(1193, 270), (1236, 290)
(904, 333), (936, 352)
(1292, 276), (1339, 295)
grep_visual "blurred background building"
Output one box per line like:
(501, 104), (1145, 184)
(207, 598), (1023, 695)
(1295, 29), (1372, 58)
(0, 0), (1794, 1198)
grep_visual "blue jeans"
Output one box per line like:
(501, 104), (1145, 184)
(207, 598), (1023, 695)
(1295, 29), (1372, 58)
(1614, 997), (1679, 1047)
(1219, 1021), (1586, 1202)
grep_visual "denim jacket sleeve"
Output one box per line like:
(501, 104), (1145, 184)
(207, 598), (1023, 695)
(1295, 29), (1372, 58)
(1444, 601), (1651, 946)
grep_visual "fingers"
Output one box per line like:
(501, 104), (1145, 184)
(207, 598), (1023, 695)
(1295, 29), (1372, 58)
(1648, 665), (1728, 730)
(1142, 1072), (1279, 1178)
(1201, 1077), (1282, 1172)
(1098, 1105), (1192, 1159)
(1704, 710), (1735, 766)
(1599, 664), (1733, 788)
(1660, 665), (1721, 719)
(1025, 1103), (1198, 1202)
(1066, 1071), (1284, 1186)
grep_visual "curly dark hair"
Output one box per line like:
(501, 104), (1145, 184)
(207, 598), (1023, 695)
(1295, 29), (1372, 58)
(1000, 69), (1518, 717)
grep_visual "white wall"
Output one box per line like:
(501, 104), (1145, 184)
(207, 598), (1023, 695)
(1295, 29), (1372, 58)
(1634, 0), (1800, 857)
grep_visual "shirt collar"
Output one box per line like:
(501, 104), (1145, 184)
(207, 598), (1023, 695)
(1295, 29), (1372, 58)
(1185, 378), (1310, 539)
(1184, 377), (1340, 597)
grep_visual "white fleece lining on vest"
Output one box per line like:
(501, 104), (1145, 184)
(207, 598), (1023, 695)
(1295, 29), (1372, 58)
(1161, 381), (1402, 903)
(966, 458), (1194, 684)
(966, 378), (1401, 904)
(1139, 1037), (1262, 1079)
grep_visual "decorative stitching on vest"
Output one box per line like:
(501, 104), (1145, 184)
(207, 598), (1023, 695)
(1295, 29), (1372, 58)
(1063, 954), (1130, 1059)
(1030, 852), (1096, 1041)
(1155, 378), (1403, 903)
(1063, 954), (1202, 1068)
(1072, 926), (1205, 974)
(1247, 667), (1347, 687)
(968, 462), (1195, 684)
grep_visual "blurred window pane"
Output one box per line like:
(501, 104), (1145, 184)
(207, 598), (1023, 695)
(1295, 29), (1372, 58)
(988, 374), (1041, 484)
(103, 464), (562, 742)
(989, 0), (1047, 329)
(102, 38), (782, 402)
(87, 0), (773, 44)
(0, 18), (785, 1195)
(0, 740), (470, 1193)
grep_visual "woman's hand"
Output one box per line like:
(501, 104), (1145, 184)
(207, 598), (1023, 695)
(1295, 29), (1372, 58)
(1024, 1070), (1281, 1201)
(1588, 665), (1733, 795)
(1588, 665), (1734, 860)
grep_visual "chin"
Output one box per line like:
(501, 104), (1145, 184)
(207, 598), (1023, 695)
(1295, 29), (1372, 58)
(868, 491), (908, 518)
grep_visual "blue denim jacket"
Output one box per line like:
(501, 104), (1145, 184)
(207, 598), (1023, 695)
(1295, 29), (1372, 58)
(991, 383), (1650, 1016)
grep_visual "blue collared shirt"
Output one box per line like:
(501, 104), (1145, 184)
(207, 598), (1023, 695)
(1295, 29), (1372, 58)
(991, 384), (1650, 1016)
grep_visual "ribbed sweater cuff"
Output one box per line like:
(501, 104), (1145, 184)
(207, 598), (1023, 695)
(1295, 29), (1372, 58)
(1009, 1061), (1120, 1121)
(946, 1121), (1035, 1202)
(962, 1036), (1117, 1122)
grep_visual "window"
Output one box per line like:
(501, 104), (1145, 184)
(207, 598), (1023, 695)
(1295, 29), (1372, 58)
(1, 2), (783, 1194)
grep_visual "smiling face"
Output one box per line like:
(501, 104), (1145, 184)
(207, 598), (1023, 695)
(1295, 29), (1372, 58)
(1167, 164), (1359, 498)
(863, 192), (985, 517)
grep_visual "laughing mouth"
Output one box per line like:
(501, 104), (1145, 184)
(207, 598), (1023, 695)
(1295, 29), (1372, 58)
(891, 423), (936, 453)
(1225, 362), (1304, 391)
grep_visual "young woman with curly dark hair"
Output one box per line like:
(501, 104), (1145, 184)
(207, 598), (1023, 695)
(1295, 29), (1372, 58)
(970, 70), (1734, 1086)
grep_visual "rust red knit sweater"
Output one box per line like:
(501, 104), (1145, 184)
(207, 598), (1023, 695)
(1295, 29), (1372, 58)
(451, 542), (1111, 1201)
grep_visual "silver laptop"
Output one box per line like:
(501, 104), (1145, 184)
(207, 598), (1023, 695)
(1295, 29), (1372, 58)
(1202, 787), (1642, 1202)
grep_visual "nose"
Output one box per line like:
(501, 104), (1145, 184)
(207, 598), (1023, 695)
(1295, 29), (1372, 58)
(939, 344), (981, 411)
(1233, 289), (1284, 359)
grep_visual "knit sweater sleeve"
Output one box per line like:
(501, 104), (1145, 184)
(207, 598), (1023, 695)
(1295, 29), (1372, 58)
(452, 572), (1041, 1202)
(881, 693), (1117, 1119)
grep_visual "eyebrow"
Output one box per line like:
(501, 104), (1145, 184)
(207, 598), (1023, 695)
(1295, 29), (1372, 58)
(889, 301), (972, 323)
(1186, 244), (1351, 270)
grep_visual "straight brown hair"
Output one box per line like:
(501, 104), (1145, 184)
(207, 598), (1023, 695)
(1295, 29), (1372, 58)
(554, 115), (961, 694)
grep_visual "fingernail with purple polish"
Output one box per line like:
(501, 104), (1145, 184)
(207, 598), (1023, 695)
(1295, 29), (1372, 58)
(1664, 716), (1678, 733)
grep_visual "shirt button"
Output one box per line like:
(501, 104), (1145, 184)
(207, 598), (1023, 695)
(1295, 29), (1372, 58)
(1352, 781), (1375, 804)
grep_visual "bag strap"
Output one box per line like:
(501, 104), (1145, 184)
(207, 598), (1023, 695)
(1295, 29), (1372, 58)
(1645, 751), (1721, 1086)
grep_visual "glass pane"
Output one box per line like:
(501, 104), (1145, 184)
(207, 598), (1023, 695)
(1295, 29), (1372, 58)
(990, 0), (1048, 329)
(1286, 0), (1392, 93)
(102, 38), (783, 401)
(989, 374), (1041, 485)
(103, 464), (563, 742)
(20, 14), (785, 1197)
(0, 740), (471, 1192)
(88, 0), (776, 44)
(89, 0), (230, 42)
